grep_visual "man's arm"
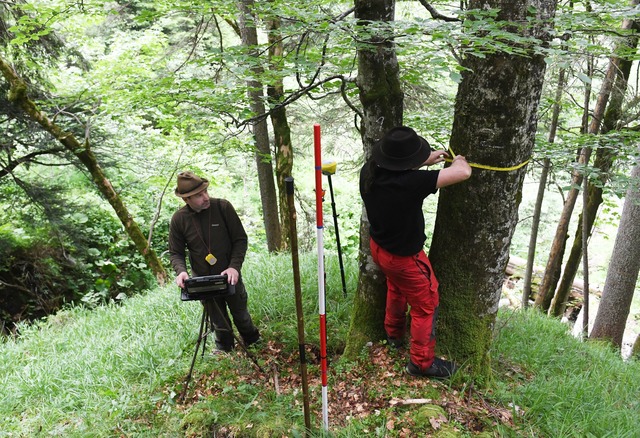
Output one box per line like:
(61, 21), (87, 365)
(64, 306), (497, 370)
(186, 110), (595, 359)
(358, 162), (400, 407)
(436, 155), (472, 188)
(168, 213), (189, 288)
(219, 200), (247, 285)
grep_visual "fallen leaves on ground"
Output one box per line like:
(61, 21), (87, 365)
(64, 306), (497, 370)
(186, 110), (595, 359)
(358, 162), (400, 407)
(176, 340), (521, 436)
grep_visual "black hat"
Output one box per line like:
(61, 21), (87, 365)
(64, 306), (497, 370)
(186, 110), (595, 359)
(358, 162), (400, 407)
(372, 126), (432, 171)
(175, 171), (209, 198)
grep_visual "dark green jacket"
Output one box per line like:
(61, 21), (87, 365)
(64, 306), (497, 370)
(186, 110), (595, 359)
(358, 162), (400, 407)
(168, 197), (247, 277)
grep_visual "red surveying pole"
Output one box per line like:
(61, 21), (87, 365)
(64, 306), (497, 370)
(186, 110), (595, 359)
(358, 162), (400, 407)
(314, 123), (329, 431)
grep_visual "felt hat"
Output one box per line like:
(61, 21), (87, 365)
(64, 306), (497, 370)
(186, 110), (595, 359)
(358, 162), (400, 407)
(372, 126), (432, 171)
(175, 171), (209, 198)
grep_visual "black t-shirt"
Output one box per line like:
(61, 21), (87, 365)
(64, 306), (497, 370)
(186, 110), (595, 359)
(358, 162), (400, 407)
(359, 162), (439, 256)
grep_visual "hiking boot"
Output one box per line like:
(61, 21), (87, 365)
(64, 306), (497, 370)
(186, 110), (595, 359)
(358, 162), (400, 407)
(386, 336), (406, 349)
(406, 357), (458, 379)
(243, 330), (261, 347)
(214, 343), (234, 353)
(245, 336), (263, 349)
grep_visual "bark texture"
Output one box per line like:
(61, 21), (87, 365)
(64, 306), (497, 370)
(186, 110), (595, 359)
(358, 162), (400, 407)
(344, 0), (403, 359)
(589, 154), (640, 347)
(429, 0), (556, 376)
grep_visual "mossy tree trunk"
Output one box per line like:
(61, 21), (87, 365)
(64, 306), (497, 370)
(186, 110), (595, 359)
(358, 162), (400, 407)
(237, 0), (283, 252)
(343, 0), (403, 359)
(0, 55), (168, 285)
(266, 13), (293, 251)
(429, 0), (557, 378)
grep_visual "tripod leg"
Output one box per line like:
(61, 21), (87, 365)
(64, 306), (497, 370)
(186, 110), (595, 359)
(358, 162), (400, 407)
(200, 304), (210, 356)
(180, 306), (208, 400)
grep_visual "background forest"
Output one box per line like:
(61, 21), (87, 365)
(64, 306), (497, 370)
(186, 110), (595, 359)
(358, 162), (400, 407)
(1, 0), (640, 435)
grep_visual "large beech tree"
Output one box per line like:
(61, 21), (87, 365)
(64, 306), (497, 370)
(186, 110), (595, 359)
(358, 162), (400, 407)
(345, 1), (558, 378)
(429, 0), (557, 375)
(343, 0), (403, 358)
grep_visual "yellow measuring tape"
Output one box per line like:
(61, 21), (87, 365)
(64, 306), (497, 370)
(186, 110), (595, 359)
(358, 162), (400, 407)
(444, 147), (531, 172)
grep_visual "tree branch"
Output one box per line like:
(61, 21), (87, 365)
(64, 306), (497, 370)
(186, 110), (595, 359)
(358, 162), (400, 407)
(416, 0), (460, 22)
(237, 74), (358, 127)
(0, 147), (66, 178)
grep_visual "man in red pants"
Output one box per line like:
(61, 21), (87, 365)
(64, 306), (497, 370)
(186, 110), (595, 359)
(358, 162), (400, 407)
(360, 126), (471, 378)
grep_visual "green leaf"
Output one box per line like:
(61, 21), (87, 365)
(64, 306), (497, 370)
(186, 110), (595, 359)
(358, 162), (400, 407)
(576, 72), (592, 84)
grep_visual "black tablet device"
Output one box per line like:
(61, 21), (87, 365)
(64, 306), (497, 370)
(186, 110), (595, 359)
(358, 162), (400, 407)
(181, 275), (236, 301)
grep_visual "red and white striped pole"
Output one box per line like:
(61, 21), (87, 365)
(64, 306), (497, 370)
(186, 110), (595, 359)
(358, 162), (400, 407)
(314, 123), (329, 431)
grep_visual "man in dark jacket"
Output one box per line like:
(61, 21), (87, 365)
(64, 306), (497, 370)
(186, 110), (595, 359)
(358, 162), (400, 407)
(169, 171), (260, 352)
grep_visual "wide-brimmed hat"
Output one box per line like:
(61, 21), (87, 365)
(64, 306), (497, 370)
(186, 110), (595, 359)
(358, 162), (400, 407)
(372, 126), (432, 171)
(175, 171), (209, 198)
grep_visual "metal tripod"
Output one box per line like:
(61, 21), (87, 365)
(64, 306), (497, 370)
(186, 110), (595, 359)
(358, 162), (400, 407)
(180, 298), (264, 400)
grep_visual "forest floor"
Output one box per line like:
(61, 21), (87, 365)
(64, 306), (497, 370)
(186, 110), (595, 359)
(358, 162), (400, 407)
(176, 277), (531, 436)
(177, 339), (520, 436)
(174, 269), (637, 436)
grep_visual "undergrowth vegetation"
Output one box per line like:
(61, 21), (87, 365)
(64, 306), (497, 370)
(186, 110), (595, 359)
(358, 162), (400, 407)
(1, 252), (639, 437)
(0, 196), (158, 333)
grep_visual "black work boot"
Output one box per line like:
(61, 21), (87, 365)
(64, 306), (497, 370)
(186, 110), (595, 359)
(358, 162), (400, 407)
(242, 329), (261, 346)
(386, 336), (406, 349)
(405, 357), (458, 379)
(214, 330), (235, 352)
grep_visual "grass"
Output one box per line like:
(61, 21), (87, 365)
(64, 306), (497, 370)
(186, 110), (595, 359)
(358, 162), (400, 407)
(1, 252), (639, 437)
(491, 310), (640, 438)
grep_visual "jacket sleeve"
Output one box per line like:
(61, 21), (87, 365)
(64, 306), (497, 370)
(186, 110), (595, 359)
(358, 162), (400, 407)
(221, 200), (248, 272)
(168, 212), (189, 275)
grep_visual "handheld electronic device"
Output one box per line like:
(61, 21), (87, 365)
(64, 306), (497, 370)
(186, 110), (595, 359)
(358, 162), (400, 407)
(181, 274), (235, 301)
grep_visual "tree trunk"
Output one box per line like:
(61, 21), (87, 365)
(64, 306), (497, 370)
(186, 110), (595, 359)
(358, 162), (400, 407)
(266, 12), (293, 250)
(535, 56), (616, 311)
(550, 7), (640, 316)
(523, 63), (566, 307)
(580, 156), (590, 338)
(343, 0), (403, 359)
(0, 56), (168, 284)
(632, 334), (640, 359)
(589, 151), (640, 348)
(237, 0), (283, 252)
(429, 0), (556, 376)
(548, 176), (601, 315)
(535, 39), (595, 310)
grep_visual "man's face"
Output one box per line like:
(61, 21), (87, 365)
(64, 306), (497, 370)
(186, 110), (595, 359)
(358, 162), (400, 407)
(185, 189), (210, 212)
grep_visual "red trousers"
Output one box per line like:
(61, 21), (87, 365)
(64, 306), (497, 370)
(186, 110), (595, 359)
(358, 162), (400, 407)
(370, 238), (440, 371)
